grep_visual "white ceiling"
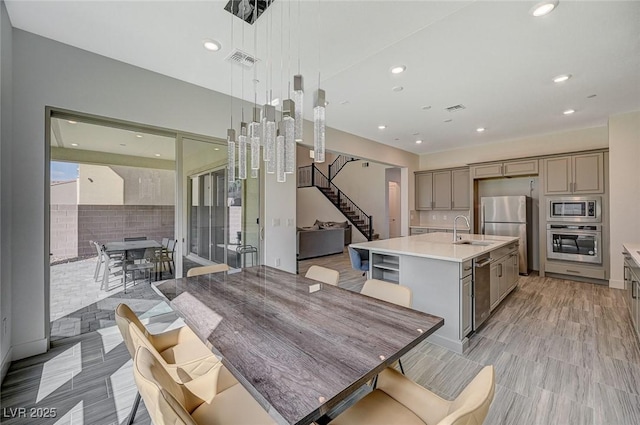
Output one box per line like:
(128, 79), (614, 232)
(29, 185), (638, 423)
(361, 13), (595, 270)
(8, 1), (640, 155)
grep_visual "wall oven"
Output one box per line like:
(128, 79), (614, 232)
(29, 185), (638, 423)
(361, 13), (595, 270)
(547, 196), (601, 223)
(546, 224), (602, 264)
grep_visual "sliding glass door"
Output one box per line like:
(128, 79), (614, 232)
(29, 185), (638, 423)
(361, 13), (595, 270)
(183, 137), (261, 268)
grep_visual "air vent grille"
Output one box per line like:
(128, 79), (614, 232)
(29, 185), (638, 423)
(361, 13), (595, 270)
(445, 104), (466, 112)
(226, 49), (259, 69)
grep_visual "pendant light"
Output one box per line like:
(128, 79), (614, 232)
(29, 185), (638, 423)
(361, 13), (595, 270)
(238, 122), (248, 179)
(283, 99), (295, 174)
(314, 88), (326, 163)
(250, 106), (261, 171)
(227, 129), (236, 182)
(293, 75), (304, 142)
(276, 121), (286, 182)
(264, 104), (276, 174)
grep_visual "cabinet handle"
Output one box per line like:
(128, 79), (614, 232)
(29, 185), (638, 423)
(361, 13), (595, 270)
(452, 201), (455, 209)
(500, 165), (503, 175)
(573, 181), (577, 192)
(632, 281), (637, 299)
(499, 263), (503, 277)
(566, 269), (581, 274)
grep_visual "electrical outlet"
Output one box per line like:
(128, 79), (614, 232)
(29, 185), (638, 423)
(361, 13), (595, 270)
(287, 218), (294, 227)
(272, 218), (280, 227)
(432, 214), (436, 220)
(275, 258), (281, 267)
(443, 215), (448, 221)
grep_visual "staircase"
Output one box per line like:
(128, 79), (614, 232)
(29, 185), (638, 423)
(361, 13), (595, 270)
(298, 164), (374, 241)
(328, 155), (359, 181)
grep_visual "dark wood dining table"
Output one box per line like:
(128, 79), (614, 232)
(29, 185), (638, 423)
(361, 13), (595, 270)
(152, 266), (444, 425)
(103, 240), (162, 289)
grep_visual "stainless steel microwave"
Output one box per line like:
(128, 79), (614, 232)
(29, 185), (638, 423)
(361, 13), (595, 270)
(547, 196), (601, 223)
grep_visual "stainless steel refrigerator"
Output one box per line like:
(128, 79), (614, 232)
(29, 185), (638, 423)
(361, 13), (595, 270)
(480, 195), (531, 274)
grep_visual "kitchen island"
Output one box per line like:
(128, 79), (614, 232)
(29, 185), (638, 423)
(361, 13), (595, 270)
(351, 232), (520, 353)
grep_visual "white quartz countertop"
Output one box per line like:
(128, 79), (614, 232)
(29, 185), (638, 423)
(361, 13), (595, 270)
(351, 232), (519, 263)
(623, 243), (640, 268)
(410, 224), (470, 230)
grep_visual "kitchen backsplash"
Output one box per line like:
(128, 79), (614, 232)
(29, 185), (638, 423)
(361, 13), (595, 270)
(418, 210), (471, 226)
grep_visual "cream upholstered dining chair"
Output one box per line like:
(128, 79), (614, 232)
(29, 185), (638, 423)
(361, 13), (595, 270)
(329, 366), (495, 425)
(115, 303), (223, 424)
(361, 279), (412, 375)
(305, 265), (340, 286)
(187, 263), (230, 277)
(361, 279), (412, 308)
(133, 346), (276, 425)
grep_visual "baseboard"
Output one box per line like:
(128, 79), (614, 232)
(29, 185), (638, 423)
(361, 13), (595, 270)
(426, 333), (467, 355)
(1, 347), (12, 384)
(609, 278), (625, 290)
(11, 338), (48, 361)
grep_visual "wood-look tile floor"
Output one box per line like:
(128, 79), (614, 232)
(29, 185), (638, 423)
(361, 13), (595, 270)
(2, 251), (639, 424)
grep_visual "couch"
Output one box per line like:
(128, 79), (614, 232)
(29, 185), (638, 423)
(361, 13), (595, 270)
(297, 220), (354, 260)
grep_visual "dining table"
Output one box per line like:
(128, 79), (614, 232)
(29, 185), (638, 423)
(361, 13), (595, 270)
(152, 265), (444, 425)
(103, 239), (162, 290)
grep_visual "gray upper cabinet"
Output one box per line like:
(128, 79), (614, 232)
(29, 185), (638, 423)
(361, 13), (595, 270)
(544, 152), (604, 195)
(433, 171), (452, 210)
(416, 168), (470, 211)
(415, 172), (434, 210)
(451, 168), (470, 210)
(472, 159), (539, 179)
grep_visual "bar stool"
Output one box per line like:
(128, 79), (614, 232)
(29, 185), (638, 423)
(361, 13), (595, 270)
(236, 245), (258, 267)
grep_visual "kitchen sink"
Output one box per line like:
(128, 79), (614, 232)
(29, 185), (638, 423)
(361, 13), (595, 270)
(453, 240), (493, 246)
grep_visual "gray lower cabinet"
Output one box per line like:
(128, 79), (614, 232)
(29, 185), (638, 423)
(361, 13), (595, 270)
(624, 249), (640, 343)
(490, 244), (519, 311)
(461, 274), (473, 338)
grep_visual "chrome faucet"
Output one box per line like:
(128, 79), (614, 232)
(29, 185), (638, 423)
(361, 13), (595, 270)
(453, 215), (470, 242)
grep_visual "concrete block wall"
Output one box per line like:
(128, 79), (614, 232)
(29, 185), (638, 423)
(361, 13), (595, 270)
(77, 205), (174, 257)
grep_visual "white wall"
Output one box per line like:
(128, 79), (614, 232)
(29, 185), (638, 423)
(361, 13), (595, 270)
(608, 110), (640, 288)
(419, 126), (609, 170)
(0, 0), (13, 381)
(332, 161), (389, 239)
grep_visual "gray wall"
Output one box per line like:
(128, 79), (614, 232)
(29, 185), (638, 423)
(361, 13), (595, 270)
(0, 0), (13, 379)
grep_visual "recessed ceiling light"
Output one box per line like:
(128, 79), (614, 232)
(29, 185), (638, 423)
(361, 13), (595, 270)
(563, 109), (575, 115)
(553, 74), (571, 83)
(415, 140), (423, 144)
(70, 143), (78, 146)
(531, 1), (558, 17)
(390, 65), (406, 74)
(392, 86), (404, 92)
(203, 39), (222, 51)
(476, 127), (486, 133)
(214, 148), (220, 151)
(378, 125), (387, 130)
(136, 134), (143, 138)
(154, 153), (161, 157)
(421, 106), (432, 110)
(394, 138), (400, 141)
(67, 120), (77, 124)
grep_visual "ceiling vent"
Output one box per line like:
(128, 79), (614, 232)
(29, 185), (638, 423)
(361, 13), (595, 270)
(445, 104), (466, 112)
(225, 49), (259, 69)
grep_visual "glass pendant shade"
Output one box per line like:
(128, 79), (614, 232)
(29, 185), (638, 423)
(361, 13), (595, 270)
(282, 99), (295, 174)
(249, 109), (261, 171)
(314, 89), (326, 163)
(265, 121), (276, 174)
(227, 129), (236, 182)
(250, 168), (258, 178)
(238, 123), (247, 180)
(293, 75), (304, 142)
(276, 122), (286, 183)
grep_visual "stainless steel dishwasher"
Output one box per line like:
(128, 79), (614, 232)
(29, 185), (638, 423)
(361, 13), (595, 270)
(474, 254), (493, 330)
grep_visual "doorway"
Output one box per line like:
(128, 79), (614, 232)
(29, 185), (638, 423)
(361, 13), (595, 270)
(386, 167), (402, 239)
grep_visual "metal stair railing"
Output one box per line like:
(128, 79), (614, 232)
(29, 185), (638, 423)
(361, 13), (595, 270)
(328, 155), (359, 181)
(297, 164), (373, 240)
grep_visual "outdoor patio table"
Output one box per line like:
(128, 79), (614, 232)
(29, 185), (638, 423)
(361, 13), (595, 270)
(104, 240), (162, 289)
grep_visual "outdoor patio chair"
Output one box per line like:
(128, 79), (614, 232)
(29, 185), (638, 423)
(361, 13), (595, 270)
(101, 244), (125, 290)
(156, 239), (177, 277)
